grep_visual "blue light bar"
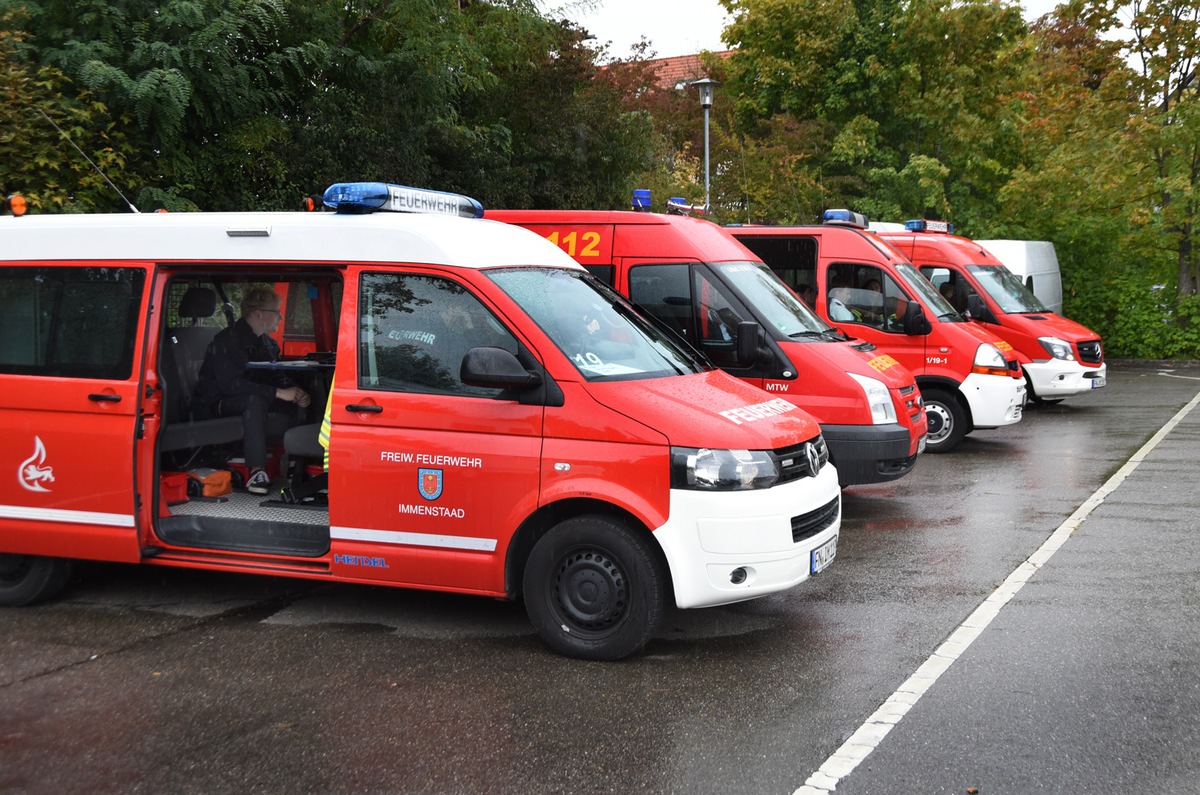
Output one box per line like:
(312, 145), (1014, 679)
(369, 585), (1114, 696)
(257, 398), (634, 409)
(665, 197), (706, 216)
(905, 219), (954, 234)
(632, 188), (652, 211)
(322, 182), (484, 218)
(822, 209), (868, 229)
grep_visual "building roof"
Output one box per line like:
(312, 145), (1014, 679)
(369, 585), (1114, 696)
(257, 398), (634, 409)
(645, 51), (734, 90)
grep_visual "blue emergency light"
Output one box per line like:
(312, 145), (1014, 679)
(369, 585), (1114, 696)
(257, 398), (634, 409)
(665, 197), (706, 216)
(905, 219), (955, 234)
(822, 209), (868, 229)
(322, 182), (484, 218)
(632, 188), (652, 211)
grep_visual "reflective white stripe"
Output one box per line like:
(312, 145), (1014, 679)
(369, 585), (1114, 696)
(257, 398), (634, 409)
(331, 526), (497, 552)
(0, 504), (135, 528)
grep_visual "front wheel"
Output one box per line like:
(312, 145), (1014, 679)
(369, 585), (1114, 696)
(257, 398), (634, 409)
(922, 387), (968, 453)
(523, 515), (666, 661)
(0, 554), (74, 606)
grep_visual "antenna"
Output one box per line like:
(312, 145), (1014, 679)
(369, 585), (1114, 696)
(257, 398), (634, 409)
(37, 109), (140, 213)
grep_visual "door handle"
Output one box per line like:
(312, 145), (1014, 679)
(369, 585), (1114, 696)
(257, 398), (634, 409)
(88, 394), (122, 403)
(345, 404), (383, 414)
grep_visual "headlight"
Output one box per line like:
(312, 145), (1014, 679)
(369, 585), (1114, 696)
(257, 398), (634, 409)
(1038, 336), (1076, 361)
(670, 447), (779, 490)
(971, 343), (1009, 376)
(847, 372), (897, 425)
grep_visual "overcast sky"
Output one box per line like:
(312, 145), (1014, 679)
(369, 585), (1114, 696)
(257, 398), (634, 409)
(548, 0), (1064, 61)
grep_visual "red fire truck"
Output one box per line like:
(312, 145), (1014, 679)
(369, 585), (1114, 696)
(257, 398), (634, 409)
(731, 211), (1026, 453)
(486, 209), (927, 486)
(877, 221), (1106, 403)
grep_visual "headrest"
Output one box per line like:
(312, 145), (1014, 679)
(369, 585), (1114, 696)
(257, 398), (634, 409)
(178, 287), (217, 319)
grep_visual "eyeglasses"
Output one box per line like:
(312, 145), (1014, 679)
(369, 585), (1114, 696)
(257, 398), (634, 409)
(259, 308), (282, 318)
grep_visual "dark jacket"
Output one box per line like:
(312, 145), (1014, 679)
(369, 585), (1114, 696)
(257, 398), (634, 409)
(191, 319), (291, 418)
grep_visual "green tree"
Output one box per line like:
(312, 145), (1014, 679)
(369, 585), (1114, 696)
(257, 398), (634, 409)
(0, 7), (135, 212)
(719, 0), (1028, 225)
(1123, 0), (1200, 301)
(6, 0), (657, 212)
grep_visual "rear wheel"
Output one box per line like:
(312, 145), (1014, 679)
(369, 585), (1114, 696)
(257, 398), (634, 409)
(0, 554), (73, 606)
(923, 387), (968, 453)
(523, 515), (666, 661)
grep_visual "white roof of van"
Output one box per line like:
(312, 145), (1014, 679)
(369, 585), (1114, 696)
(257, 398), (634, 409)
(0, 211), (584, 270)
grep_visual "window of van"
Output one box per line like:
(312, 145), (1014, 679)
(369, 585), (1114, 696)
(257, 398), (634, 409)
(627, 263), (751, 368)
(967, 266), (1049, 314)
(0, 266), (145, 379)
(826, 264), (908, 332)
(490, 268), (703, 381)
(714, 262), (830, 336)
(359, 272), (518, 397)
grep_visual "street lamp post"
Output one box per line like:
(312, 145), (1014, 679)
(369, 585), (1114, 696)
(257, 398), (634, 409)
(690, 77), (719, 214)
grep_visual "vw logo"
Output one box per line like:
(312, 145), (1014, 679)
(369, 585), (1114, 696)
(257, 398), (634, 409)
(804, 442), (821, 477)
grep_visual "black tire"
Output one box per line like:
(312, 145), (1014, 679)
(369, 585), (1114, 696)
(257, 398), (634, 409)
(523, 515), (666, 661)
(0, 554), (73, 606)
(922, 387), (968, 453)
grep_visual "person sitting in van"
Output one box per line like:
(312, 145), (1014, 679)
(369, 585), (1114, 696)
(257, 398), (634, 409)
(798, 284), (817, 308)
(828, 280), (858, 322)
(191, 287), (311, 494)
(940, 281), (967, 313)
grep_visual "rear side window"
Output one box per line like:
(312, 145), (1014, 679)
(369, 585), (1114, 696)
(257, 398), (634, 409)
(736, 235), (818, 298)
(0, 266), (146, 379)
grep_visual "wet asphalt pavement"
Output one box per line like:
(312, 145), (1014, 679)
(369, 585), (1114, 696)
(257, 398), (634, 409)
(2, 362), (1199, 795)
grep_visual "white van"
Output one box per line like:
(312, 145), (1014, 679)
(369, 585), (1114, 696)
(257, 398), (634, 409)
(976, 240), (1063, 314)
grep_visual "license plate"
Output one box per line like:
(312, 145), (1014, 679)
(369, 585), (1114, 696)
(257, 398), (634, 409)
(918, 435), (927, 455)
(810, 535), (837, 574)
(1092, 376), (1106, 389)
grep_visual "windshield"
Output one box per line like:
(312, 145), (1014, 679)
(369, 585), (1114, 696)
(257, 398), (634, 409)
(714, 261), (835, 337)
(895, 260), (963, 321)
(488, 268), (706, 381)
(968, 265), (1049, 313)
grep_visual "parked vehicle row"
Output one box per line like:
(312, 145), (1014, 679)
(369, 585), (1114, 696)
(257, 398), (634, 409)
(0, 183), (840, 662)
(0, 182), (1105, 661)
(485, 209), (928, 483)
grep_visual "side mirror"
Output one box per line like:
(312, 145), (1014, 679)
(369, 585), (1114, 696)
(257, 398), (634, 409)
(965, 294), (997, 324)
(736, 321), (760, 366)
(903, 300), (932, 336)
(460, 346), (541, 390)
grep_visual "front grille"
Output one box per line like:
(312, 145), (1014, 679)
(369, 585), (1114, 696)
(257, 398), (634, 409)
(1077, 339), (1103, 364)
(900, 384), (923, 423)
(774, 436), (829, 483)
(792, 496), (840, 543)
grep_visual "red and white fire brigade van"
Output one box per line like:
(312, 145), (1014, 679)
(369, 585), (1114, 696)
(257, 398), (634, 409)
(877, 221), (1106, 403)
(485, 209), (927, 487)
(0, 183), (841, 661)
(730, 211), (1026, 453)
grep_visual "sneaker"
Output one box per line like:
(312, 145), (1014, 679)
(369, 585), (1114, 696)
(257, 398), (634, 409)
(246, 469), (271, 495)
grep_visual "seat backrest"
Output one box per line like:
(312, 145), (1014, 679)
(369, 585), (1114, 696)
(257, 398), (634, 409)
(163, 288), (220, 423)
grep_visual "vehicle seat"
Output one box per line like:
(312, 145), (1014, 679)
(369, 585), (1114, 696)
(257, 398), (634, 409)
(279, 424), (327, 503)
(159, 287), (245, 452)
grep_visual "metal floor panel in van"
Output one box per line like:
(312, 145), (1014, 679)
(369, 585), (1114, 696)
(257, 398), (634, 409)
(157, 491), (330, 557)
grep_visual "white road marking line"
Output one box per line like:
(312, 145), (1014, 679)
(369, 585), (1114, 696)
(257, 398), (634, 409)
(793, 387), (1200, 795)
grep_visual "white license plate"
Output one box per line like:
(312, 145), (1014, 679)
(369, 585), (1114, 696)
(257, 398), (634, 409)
(810, 535), (837, 574)
(1092, 376), (1107, 389)
(918, 435), (927, 455)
